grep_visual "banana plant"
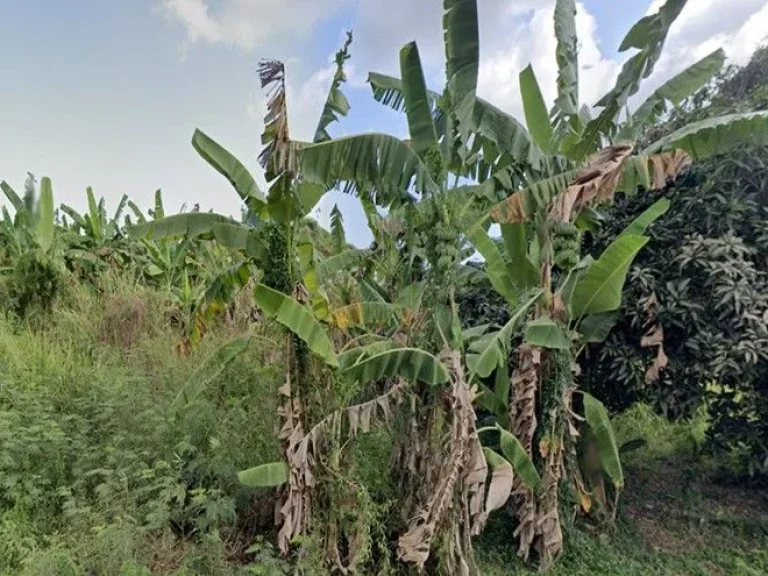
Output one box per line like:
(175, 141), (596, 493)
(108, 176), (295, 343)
(1, 176), (56, 257)
(467, 35), (768, 557)
(60, 188), (128, 245)
(130, 35), (355, 324)
(0, 176), (82, 316)
(310, 0), (768, 567)
(292, 3), (541, 572)
(465, 146), (675, 565)
(58, 188), (140, 272)
(226, 283), (519, 574)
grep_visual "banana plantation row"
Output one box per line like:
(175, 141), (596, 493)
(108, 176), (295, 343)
(2, 0), (767, 573)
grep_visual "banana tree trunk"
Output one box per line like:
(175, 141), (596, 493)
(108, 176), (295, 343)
(395, 348), (488, 575)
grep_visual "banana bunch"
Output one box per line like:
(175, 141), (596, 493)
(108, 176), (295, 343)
(552, 221), (580, 272)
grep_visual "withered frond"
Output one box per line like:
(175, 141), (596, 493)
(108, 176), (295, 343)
(257, 59), (291, 178)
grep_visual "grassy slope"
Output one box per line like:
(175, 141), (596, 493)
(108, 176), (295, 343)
(479, 406), (768, 575)
(0, 278), (765, 575)
(478, 461), (768, 575)
(0, 276), (282, 575)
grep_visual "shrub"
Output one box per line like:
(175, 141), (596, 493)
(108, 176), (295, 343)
(2, 251), (60, 319)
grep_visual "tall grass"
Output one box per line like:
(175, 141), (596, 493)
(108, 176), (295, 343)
(0, 272), (282, 575)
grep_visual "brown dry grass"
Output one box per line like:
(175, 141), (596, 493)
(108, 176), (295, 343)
(99, 293), (148, 349)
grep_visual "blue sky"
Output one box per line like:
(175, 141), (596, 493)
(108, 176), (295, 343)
(1, 0), (766, 247)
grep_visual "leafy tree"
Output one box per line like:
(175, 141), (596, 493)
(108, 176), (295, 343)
(584, 45), (768, 477)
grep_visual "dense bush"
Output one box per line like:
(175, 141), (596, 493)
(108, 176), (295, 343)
(583, 46), (768, 476)
(2, 251), (60, 319)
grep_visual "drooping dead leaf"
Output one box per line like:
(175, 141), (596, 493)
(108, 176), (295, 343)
(346, 380), (405, 437)
(579, 489), (592, 514)
(276, 352), (407, 556)
(539, 438), (550, 459)
(645, 345), (669, 385)
(640, 294), (668, 384)
(485, 460), (514, 513)
(258, 60), (297, 178)
(176, 338), (192, 358)
(550, 143), (634, 222)
(536, 409), (565, 571)
(490, 192), (526, 224)
(276, 338), (309, 554)
(397, 349), (486, 573)
(552, 293), (568, 322)
(648, 150), (692, 190)
(641, 325), (664, 348)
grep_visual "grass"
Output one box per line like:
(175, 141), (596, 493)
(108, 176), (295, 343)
(0, 273), (766, 574)
(478, 409), (768, 576)
(0, 274), (282, 575)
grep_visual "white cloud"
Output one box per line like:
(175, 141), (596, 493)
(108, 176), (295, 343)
(161, 0), (768, 119)
(476, 2), (622, 120)
(728, 3), (768, 63)
(161, 0), (222, 44)
(159, 0), (350, 50)
(635, 0), (768, 104)
(474, 0), (768, 122)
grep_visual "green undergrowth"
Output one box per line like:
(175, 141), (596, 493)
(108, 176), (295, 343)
(478, 406), (768, 576)
(0, 274), (282, 575)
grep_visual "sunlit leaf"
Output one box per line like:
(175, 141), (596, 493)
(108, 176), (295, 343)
(238, 462), (288, 488)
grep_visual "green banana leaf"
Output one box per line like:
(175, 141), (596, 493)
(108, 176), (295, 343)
(169, 336), (252, 412)
(629, 49), (725, 133)
(400, 41), (438, 157)
(583, 392), (624, 489)
(552, 0), (579, 126)
(617, 198), (670, 239)
(329, 302), (400, 330)
(253, 283), (338, 367)
(367, 72), (441, 116)
(569, 235), (648, 318)
(299, 134), (438, 204)
(644, 111), (768, 160)
(238, 462), (288, 488)
(342, 346), (450, 386)
(466, 225), (518, 306)
(520, 64), (553, 153)
(498, 425), (541, 490)
(314, 31), (353, 143)
(468, 290), (543, 379)
(444, 0), (480, 141)
(578, 312), (619, 343)
(192, 128), (266, 215)
(315, 248), (368, 282)
(524, 317), (571, 350)
(37, 177), (55, 253)
(129, 213), (231, 239)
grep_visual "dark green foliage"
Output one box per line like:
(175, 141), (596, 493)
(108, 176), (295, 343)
(2, 252), (60, 318)
(261, 221), (292, 292)
(581, 46), (768, 477)
(455, 261), (512, 327)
